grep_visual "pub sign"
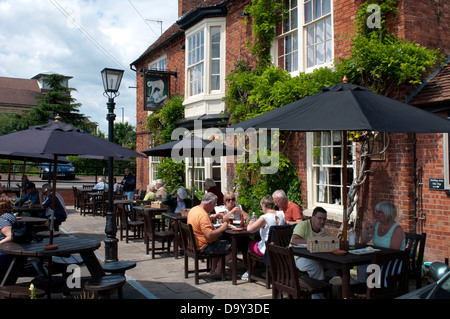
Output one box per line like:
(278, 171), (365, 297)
(144, 72), (169, 111)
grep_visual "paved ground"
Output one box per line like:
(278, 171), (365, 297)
(55, 207), (274, 300)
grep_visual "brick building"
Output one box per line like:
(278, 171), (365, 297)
(0, 73), (72, 115)
(131, 0), (450, 262)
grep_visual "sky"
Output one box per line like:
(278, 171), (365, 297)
(0, 0), (179, 134)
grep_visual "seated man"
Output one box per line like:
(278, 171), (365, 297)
(39, 184), (67, 231)
(291, 206), (337, 298)
(15, 182), (40, 207)
(93, 177), (108, 191)
(162, 188), (191, 214)
(187, 192), (232, 275)
(273, 190), (303, 225)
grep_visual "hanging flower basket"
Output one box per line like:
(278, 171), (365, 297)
(347, 131), (376, 142)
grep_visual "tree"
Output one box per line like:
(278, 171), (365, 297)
(114, 122), (136, 150)
(29, 74), (95, 131)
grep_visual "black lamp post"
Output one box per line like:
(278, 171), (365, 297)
(101, 67), (124, 262)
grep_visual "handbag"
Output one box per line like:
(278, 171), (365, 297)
(11, 222), (35, 243)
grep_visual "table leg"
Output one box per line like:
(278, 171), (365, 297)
(1, 256), (28, 286)
(231, 236), (238, 285)
(173, 221), (179, 259)
(341, 265), (351, 299)
(79, 251), (105, 278)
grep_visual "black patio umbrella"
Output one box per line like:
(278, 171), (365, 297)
(0, 151), (69, 198)
(229, 79), (450, 247)
(0, 120), (146, 246)
(142, 135), (242, 205)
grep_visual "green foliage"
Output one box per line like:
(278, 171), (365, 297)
(114, 122), (136, 150)
(335, 0), (446, 95)
(354, 0), (399, 38)
(30, 74), (94, 130)
(247, 0), (287, 71)
(233, 151), (301, 215)
(0, 113), (30, 135)
(156, 158), (185, 193)
(224, 61), (342, 124)
(146, 96), (185, 145)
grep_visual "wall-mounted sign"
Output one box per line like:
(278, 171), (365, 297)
(144, 72), (170, 111)
(429, 178), (445, 190)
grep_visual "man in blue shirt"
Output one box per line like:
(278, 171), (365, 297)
(39, 184), (67, 230)
(15, 182), (40, 207)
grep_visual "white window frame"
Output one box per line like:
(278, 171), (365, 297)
(444, 133), (450, 189)
(274, 0), (333, 75)
(184, 18), (226, 105)
(149, 55), (167, 71)
(306, 131), (355, 221)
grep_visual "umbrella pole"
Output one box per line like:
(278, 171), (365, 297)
(48, 155), (58, 247)
(191, 155), (195, 207)
(7, 160), (11, 188)
(342, 131), (348, 250)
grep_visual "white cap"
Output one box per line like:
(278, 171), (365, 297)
(177, 188), (187, 200)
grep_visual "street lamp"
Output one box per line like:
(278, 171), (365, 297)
(101, 67), (124, 262)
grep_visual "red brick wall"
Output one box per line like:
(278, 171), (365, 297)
(225, 1), (254, 76)
(134, 31), (185, 192)
(414, 124), (450, 262)
(134, 0), (450, 263)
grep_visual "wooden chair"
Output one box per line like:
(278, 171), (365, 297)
(352, 249), (410, 299)
(138, 189), (146, 200)
(248, 225), (294, 289)
(72, 186), (79, 209)
(179, 222), (226, 285)
(405, 232), (427, 289)
(117, 203), (144, 243)
(91, 192), (106, 217)
(143, 211), (174, 258)
(79, 190), (93, 216)
(266, 243), (332, 299)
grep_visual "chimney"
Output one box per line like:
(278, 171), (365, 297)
(178, 0), (209, 18)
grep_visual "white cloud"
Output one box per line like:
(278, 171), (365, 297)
(0, 0), (179, 133)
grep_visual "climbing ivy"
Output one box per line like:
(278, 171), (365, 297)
(246, 0), (287, 71)
(335, 0), (445, 95)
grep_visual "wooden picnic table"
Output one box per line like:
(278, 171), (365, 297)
(12, 206), (45, 218)
(224, 227), (253, 285)
(292, 244), (400, 299)
(0, 237), (104, 286)
(15, 216), (47, 224)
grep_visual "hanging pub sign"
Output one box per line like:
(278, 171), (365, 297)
(144, 71), (170, 111)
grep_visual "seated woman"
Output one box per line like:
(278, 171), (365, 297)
(143, 184), (157, 201)
(0, 194), (16, 281)
(241, 195), (286, 281)
(214, 192), (251, 264)
(214, 191), (250, 222)
(357, 201), (405, 282)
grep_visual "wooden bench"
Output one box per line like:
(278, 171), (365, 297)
(36, 230), (61, 238)
(0, 285), (46, 299)
(84, 275), (126, 299)
(102, 260), (136, 275)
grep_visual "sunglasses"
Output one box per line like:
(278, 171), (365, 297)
(226, 198), (236, 202)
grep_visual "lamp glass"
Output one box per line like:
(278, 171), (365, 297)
(101, 68), (124, 93)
